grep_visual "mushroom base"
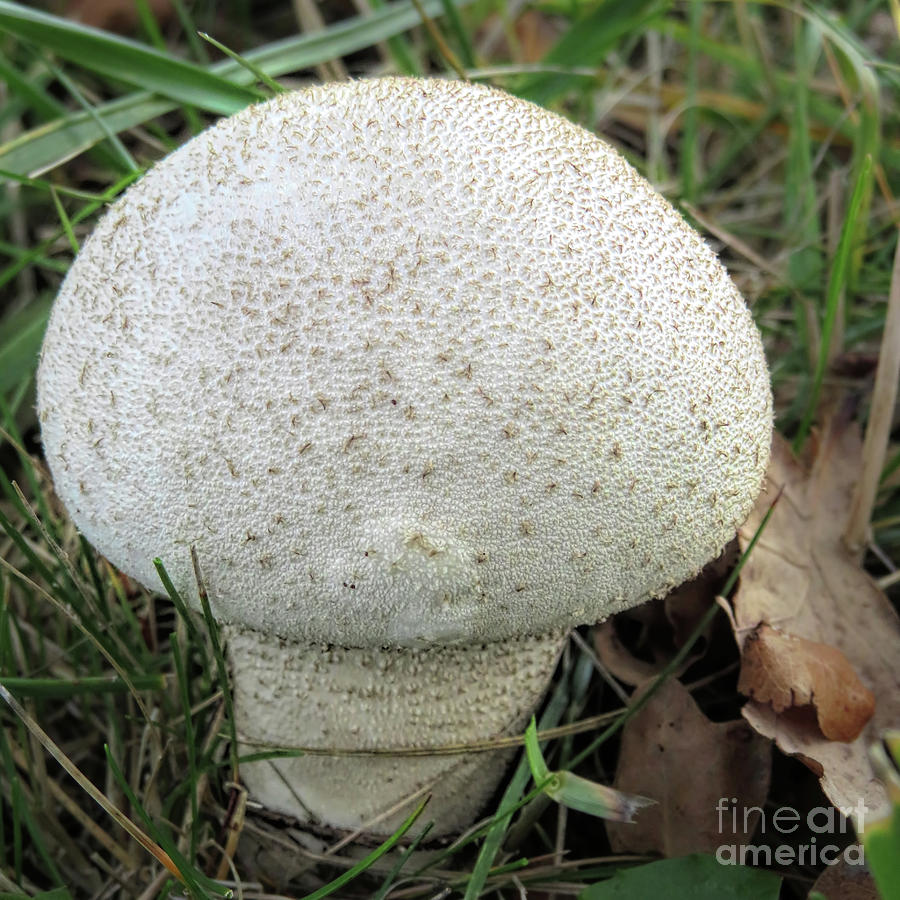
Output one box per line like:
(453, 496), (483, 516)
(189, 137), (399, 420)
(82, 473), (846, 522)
(224, 627), (567, 837)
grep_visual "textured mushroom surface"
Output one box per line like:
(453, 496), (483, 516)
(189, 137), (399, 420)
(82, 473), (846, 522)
(37, 77), (772, 648)
(226, 626), (565, 836)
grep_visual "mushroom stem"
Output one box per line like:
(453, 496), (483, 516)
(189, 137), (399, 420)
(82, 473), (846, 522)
(224, 626), (567, 837)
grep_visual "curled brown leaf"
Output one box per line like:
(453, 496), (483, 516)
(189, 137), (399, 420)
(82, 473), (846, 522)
(738, 623), (875, 742)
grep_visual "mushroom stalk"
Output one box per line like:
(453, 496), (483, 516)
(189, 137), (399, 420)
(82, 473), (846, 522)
(225, 627), (566, 836)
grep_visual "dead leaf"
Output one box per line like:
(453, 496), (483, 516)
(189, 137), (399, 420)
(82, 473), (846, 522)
(738, 623), (875, 742)
(606, 678), (771, 857)
(667, 545), (739, 647)
(732, 421), (900, 816)
(593, 614), (668, 686)
(595, 557), (732, 685)
(809, 857), (880, 900)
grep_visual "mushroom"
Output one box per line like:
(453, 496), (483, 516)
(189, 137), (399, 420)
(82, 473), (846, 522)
(36, 77), (772, 837)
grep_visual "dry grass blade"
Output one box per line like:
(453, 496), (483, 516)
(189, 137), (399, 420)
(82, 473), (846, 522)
(234, 710), (623, 758)
(7, 740), (133, 867)
(844, 225), (900, 556)
(0, 683), (186, 884)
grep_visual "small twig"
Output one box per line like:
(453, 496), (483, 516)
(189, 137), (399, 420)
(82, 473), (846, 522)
(215, 779), (248, 882)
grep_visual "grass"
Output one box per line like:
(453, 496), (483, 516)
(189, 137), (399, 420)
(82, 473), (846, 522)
(1, 0), (899, 897)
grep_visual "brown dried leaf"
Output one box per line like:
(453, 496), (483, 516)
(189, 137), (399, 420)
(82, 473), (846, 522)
(606, 678), (771, 857)
(594, 557), (730, 686)
(732, 420), (900, 814)
(593, 617), (666, 686)
(738, 623), (875, 742)
(809, 858), (880, 900)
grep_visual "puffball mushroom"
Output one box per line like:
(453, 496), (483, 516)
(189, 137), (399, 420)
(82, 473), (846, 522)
(37, 77), (772, 837)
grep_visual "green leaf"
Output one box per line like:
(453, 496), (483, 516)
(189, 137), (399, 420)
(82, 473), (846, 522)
(525, 716), (653, 822)
(579, 854), (782, 900)
(545, 770), (654, 822)
(0, 1), (262, 114)
(865, 810), (900, 900)
(862, 733), (900, 900)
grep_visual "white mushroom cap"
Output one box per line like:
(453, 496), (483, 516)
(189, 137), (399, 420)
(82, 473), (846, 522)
(37, 77), (772, 649)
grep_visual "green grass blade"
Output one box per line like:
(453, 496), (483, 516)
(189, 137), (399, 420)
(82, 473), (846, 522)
(524, 717), (550, 781)
(0, 0), (475, 178)
(797, 3), (881, 293)
(0, 731), (66, 888)
(568, 490), (781, 770)
(199, 32), (285, 95)
(153, 559), (206, 653)
(0, 295), (52, 395)
(45, 57), (140, 172)
(170, 633), (200, 859)
(169, 0), (209, 63)
(0, 171), (141, 292)
(793, 155), (874, 451)
(103, 744), (229, 897)
(0, 240), (67, 276)
(300, 799), (428, 900)
(0, 496), (60, 592)
(524, 716), (652, 822)
(372, 822), (434, 900)
(784, 19), (823, 293)
(190, 548), (239, 778)
(0, 167), (120, 199)
(680, 0), (701, 202)
(0, 674), (166, 697)
(134, 0), (166, 50)
(462, 684), (570, 900)
(0, 54), (64, 120)
(0, 440), (53, 547)
(49, 188), (77, 254)
(0, 1), (263, 114)
(369, 0), (422, 75)
(515, 0), (669, 106)
(438, 0), (475, 69)
(544, 770), (653, 821)
(0, 93), (171, 179)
